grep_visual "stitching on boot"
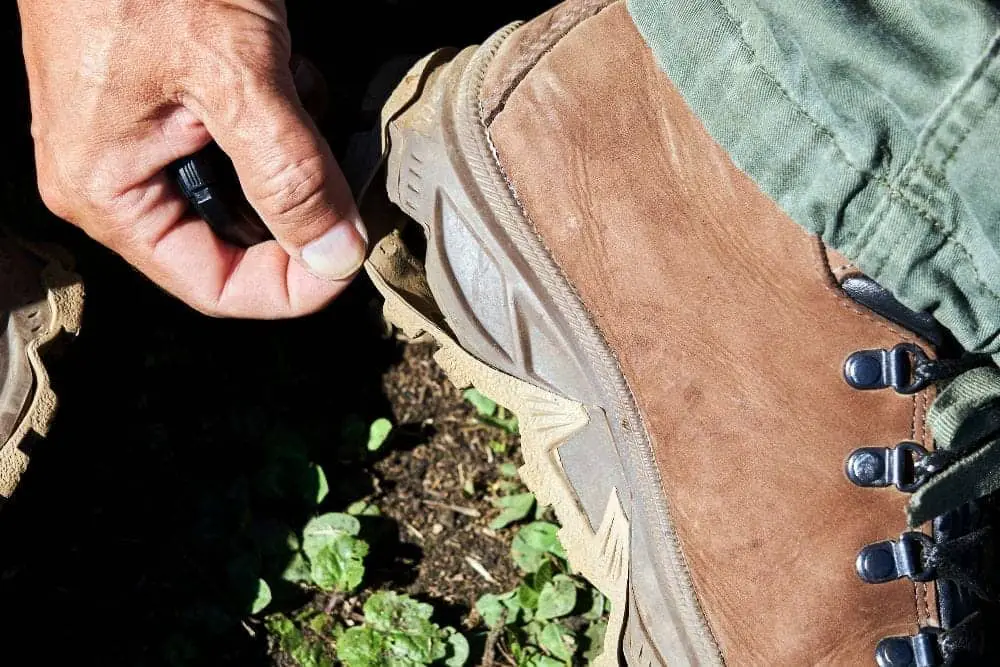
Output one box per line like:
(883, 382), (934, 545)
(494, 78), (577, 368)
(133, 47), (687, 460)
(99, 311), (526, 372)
(819, 230), (937, 636)
(814, 237), (925, 344)
(483, 65), (727, 666)
(912, 583), (923, 628)
(918, 390), (935, 627)
(472, 27), (724, 662)
(482, 0), (617, 125)
(487, 139), (731, 667)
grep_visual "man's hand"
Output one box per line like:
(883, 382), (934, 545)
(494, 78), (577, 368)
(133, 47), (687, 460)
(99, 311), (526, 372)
(17, 0), (367, 318)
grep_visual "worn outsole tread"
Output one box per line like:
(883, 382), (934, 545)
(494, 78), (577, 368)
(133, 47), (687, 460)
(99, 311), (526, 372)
(0, 242), (83, 500)
(366, 36), (635, 666)
(367, 252), (628, 666)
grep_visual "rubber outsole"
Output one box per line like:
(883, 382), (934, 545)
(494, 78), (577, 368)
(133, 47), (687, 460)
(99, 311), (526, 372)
(368, 234), (629, 666)
(364, 40), (630, 666)
(0, 240), (83, 501)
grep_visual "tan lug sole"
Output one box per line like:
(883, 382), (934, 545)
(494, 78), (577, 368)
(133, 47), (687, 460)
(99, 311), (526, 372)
(364, 36), (630, 667)
(0, 239), (84, 501)
(367, 234), (629, 666)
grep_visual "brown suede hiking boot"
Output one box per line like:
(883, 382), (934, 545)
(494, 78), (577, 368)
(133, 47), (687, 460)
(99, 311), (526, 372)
(364, 1), (997, 665)
(0, 234), (82, 505)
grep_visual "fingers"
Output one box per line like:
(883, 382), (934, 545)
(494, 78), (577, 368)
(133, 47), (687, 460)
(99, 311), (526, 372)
(109, 172), (352, 318)
(22, 0), (367, 319)
(34, 106), (211, 229)
(197, 76), (368, 282)
(37, 104), (350, 318)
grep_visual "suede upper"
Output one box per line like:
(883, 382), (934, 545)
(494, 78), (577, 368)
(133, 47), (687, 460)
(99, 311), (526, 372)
(482, 2), (938, 663)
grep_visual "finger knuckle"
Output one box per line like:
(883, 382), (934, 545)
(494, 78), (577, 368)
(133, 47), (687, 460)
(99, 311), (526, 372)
(36, 150), (134, 232)
(35, 171), (72, 220)
(32, 144), (74, 220)
(184, 28), (286, 118)
(77, 187), (141, 247)
(238, 42), (282, 83)
(256, 153), (326, 221)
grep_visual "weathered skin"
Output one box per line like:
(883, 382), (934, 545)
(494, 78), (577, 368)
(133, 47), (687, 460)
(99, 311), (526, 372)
(17, 0), (366, 318)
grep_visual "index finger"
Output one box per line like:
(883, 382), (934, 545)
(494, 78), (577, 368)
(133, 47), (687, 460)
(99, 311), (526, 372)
(117, 172), (352, 318)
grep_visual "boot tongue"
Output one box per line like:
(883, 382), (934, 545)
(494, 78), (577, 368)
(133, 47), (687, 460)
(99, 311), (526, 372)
(840, 274), (948, 348)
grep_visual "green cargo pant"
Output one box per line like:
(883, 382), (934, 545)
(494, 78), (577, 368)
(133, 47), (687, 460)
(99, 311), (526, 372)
(629, 0), (1000, 365)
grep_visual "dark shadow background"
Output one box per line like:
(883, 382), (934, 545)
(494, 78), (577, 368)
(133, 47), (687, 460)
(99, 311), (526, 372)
(0, 2), (554, 665)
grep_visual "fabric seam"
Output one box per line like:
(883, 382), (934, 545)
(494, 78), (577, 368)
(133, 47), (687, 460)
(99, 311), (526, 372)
(912, 31), (1000, 182)
(711, 0), (1000, 310)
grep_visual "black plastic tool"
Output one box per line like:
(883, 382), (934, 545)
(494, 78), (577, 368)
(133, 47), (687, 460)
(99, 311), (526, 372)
(167, 55), (331, 248)
(168, 143), (273, 247)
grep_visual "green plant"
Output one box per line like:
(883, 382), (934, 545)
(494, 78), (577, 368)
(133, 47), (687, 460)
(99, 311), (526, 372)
(266, 613), (335, 667)
(368, 418), (394, 452)
(489, 492), (535, 530)
(339, 415), (396, 455)
(301, 512), (370, 592)
(463, 388), (518, 433)
(251, 578), (273, 615)
(336, 592), (469, 667)
(477, 462), (609, 666)
(258, 507), (374, 665)
(476, 542), (609, 666)
(260, 384), (608, 667)
(346, 500), (382, 517)
(259, 416), (391, 606)
(274, 511), (370, 598)
(511, 521), (565, 573)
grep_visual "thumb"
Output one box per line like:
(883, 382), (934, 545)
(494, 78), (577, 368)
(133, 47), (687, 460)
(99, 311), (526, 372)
(203, 79), (367, 281)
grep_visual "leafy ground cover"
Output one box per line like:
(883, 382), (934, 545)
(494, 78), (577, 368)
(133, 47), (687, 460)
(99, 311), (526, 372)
(257, 344), (608, 666)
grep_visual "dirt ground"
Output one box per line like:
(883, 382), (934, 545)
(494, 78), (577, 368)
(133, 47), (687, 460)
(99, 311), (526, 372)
(0, 2), (555, 665)
(377, 343), (522, 613)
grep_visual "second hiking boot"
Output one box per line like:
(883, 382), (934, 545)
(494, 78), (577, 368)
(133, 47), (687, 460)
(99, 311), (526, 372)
(0, 234), (82, 506)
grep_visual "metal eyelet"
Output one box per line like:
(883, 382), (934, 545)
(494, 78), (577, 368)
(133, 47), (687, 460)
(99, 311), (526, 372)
(857, 532), (935, 584)
(844, 343), (931, 394)
(845, 442), (930, 493)
(876, 629), (942, 667)
(843, 342), (952, 665)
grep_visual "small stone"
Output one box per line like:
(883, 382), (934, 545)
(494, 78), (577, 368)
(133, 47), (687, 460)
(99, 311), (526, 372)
(431, 523), (444, 535)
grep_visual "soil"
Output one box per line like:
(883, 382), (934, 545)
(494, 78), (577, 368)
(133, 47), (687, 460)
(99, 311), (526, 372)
(376, 343), (521, 619)
(0, 2), (556, 665)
